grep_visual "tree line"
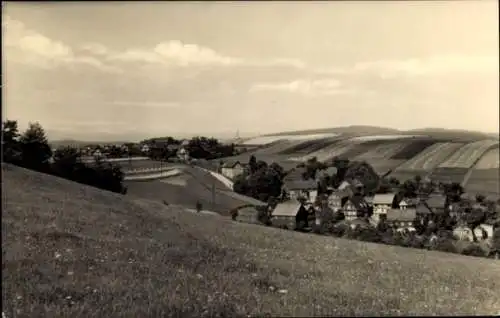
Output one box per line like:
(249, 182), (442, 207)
(2, 120), (127, 194)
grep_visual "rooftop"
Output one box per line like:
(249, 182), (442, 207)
(272, 201), (304, 217)
(373, 193), (396, 205)
(387, 208), (417, 222)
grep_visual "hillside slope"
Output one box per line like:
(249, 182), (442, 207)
(3, 164), (500, 317)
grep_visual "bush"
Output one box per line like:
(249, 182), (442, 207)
(433, 238), (457, 254)
(461, 245), (487, 257)
(350, 227), (382, 243)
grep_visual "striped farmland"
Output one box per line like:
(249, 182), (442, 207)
(395, 142), (465, 171)
(437, 140), (499, 169)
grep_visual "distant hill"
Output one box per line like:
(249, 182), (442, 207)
(262, 125), (401, 137)
(404, 128), (499, 141)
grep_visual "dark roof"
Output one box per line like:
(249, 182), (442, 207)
(425, 194), (447, 208)
(399, 198), (420, 206)
(387, 208), (417, 222)
(416, 202), (432, 215)
(284, 179), (317, 190)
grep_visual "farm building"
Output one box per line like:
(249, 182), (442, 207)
(220, 160), (245, 180)
(327, 189), (350, 211)
(234, 205), (263, 225)
(342, 195), (370, 221)
(474, 223), (495, 242)
(283, 177), (318, 203)
(271, 201), (309, 230)
(386, 208), (417, 230)
(453, 226), (475, 242)
(372, 193), (396, 223)
(399, 198), (419, 209)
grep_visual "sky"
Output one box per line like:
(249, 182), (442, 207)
(3, 1), (499, 141)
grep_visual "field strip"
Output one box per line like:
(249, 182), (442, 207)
(439, 140), (499, 169)
(243, 133), (338, 145)
(396, 143), (463, 171)
(472, 147), (500, 170)
(289, 139), (360, 162)
(354, 142), (407, 160)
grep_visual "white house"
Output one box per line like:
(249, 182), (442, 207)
(371, 193), (396, 224)
(220, 161), (245, 180)
(473, 223), (494, 242)
(453, 226), (475, 242)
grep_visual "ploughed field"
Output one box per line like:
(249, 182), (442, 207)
(3, 163), (500, 317)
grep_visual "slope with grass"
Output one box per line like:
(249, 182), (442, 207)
(125, 165), (263, 214)
(3, 163), (500, 317)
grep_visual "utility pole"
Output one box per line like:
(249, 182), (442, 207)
(212, 178), (216, 211)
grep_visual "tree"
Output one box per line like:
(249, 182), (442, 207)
(2, 120), (22, 164)
(233, 161), (285, 203)
(52, 146), (82, 178)
(248, 155), (257, 174)
(475, 194), (486, 204)
(19, 122), (52, 172)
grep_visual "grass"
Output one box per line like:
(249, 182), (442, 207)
(124, 166), (265, 215)
(3, 163), (500, 317)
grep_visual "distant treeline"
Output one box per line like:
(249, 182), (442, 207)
(2, 120), (127, 194)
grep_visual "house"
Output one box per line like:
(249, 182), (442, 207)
(177, 147), (190, 162)
(386, 208), (417, 230)
(415, 201), (432, 216)
(399, 198), (419, 210)
(234, 206), (262, 225)
(364, 195), (375, 207)
(371, 193), (396, 223)
(271, 201), (309, 230)
(327, 190), (350, 211)
(283, 178), (318, 203)
(453, 225), (475, 242)
(220, 160), (245, 180)
(342, 195), (369, 221)
(474, 223), (495, 242)
(141, 144), (150, 153)
(425, 194), (447, 215)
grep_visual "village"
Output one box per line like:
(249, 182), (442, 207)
(222, 158), (500, 259)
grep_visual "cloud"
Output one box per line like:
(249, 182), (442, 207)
(250, 78), (354, 96)
(353, 55), (499, 78)
(104, 39), (307, 70)
(3, 16), (121, 73)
